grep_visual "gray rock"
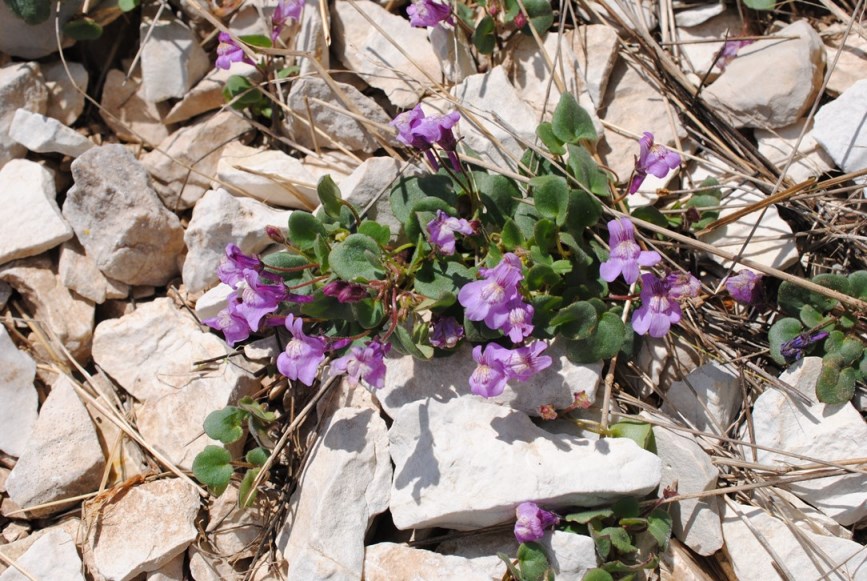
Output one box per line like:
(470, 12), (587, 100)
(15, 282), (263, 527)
(9, 108), (93, 157)
(824, 26), (867, 96)
(0, 326), (37, 458)
(813, 78), (867, 175)
(64, 144), (185, 286)
(389, 397), (661, 530)
(0, 519), (81, 574)
(0, 62), (48, 168)
(88, 479), (199, 581)
(0, 530), (83, 581)
(429, 26), (475, 84)
(285, 77), (395, 154)
(332, 0), (441, 107)
(140, 18), (210, 103)
(342, 157), (416, 241)
(0, 0), (83, 59)
(0, 159), (73, 266)
(378, 340), (602, 419)
(277, 407), (392, 580)
(146, 553), (185, 581)
(566, 24), (620, 107)
(206, 484), (265, 556)
(296, 0), (329, 77)
(59, 239), (129, 304)
(672, 9), (742, 79)
(661, 362), (741, 438)
(42, 61), (88, 125)
(143, 111), (252, 210)
(183, 188), (290, 293)
(6, 376), (105, 517)
(165, 65), (258, 125)
(194, 283), (234, 322)
(100, 70), (172, 146)
(539, 531), (598, 581)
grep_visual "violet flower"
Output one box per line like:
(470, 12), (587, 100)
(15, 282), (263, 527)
(203, 293), (252, 347)
(330, 339), (391, 389)
(458, 253), (523, 330)
(628, 132), (681, 195)
(514, 502), (559, 544)
(503, 341), (552, 381)
(215, 32), (253, 70)
(780, 330), (829, 362)
(599, 218), (661, 285)
(322, 280), (368, 303)
(663, 271), (701, 299)
(429, 316), (464, 349)
(489, 297), (535, 343)
(235, 269), (288, 331)
(725, 270), (763, 305)
(426, 210), (477, 255)
(469, 343), (511, 397)
(717, 38), (754, 71)
(631, 273), (683, 338)
(277, 314), (328, 386)
(271, 0), (303, 41)
(216, 244), (262, 288)
(407, 0), (453, 28)
(390, 105), (462, 171)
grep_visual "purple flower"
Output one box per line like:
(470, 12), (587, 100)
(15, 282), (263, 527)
(391, 105), (428, 149)
(215, 32), (253, 70)
(514, 502), (559, 544)
(390, 106), (462, 171)
(469, 343), (511, 397)
(628, 132), (681, 195)
(429, 316), (464, 349)
(503, 341), (552, 381)
(322, 280), (368, 303)
(203, 293), (252, 347)
(271, 0), (303, 41)
(458, 253), (523, 328)
(426, 210), (476, 255)
(235, 270), (288, 331)
(725, 270), (763, 305)
(277, 314), (328, 386)
(663, 271), (701, 299)
(780, 330), (829, 362)
(216, 244), (262, 288)
(330, 339), (391, 389)
(489, 298), (535, 343)
(717, 38), (754, 71)
(599, 218), (661, 285)
(632, 273), (682, 338)
(407, 0), (453, 28)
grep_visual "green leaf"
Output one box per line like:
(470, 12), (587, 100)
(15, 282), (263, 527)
(358, 220), (391, 246)
(823, 332), (864, 366)
(390, 324), (434, 359)
(328, 233), (384, 282)
(816, 362), (856, 404)
(476, 172), (520, 227)
(519, 0), (554, 36)
(799, 304), (829, 329)
(351, 298), (386, 329)
(552, 92), (597, 144)
(583, 569), (614, 581)
(317, 175), (343, 219)
(551, 301), (598, 340)
(222, 75), (266, 110)
(631, 206), (668, 229)
(743, 0), (775, 9)
(497, 553), (522, 581)
(647, 509), (673, 549)
(238, 468), (260, 508)
(301, 292), (354, 320)
(517, 542), (553, 581)
(262, 252), (310, 282)
(204, 407), (248, 444)
(566, 144), (609, 197)
(237, 396), (277, 423)
(63, 17), (103, 40)
(390, 175), (456, 225)
(768, 317), (803, 365)
(598, 526), (637, 554)
(848, 270), (867, 299)
(463, 312), (503, 342)
(288, 212), (327, 251)
(473, 15), (497, 54)
(565, 507), (614, 524)
(536, 122), (566, 155)
(414, 259), (473, 304)
(239, 33), (273, 48)
(514, 201), (542, 240)
(612, 497), (640, 519)
(564, 188), (601, 230)
(118, 0), (140, 11)
(406, 197), (455, 241)
(501, 218), (524, 251)
(246, 447), (269, 466)
(527, 264), (560, 290)
(609, 420), (655, 451)
(533, 219), (558, 254)
(3, 0), (50, 24)
(192, 445), (234, 496)
(314, 235), (330, 271)
(566, 312), (626, 363)
(531, 175), (569, 222)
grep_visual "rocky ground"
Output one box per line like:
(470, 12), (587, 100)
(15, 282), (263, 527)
(0, 0), (866, 579)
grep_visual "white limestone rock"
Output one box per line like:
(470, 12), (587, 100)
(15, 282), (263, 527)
(0, 519), (80, 574)
(0, 326), (37, 458)
(89, 479), (199, 581)
(634, 335), (703, 397)
(0, 1), (82, 59)
(143, 111), (252, 210)
(429, 25), (475, 84)
(277, 407), (392, 580)
(100, 70), (172, 145)
(296, 0), (329, 76)
(755, 119), (835, 183)
(64, 144), (185, 286)
(704, 21), (825, 129)
(451, 66), (538, 170)
(0, 159), (73, 266)
(165, 65), (258, 124)
(183, 188), (290, 293)
(389, 397), (661, 530)
(364, 543), (504, 581)
(651, 425), (722, 556)
(824, 27), (867, 96)
(146, 553), (185, 581)
(674, 2), (726, 27)
(539, 531), (597, 580)
(140, 18), (210, 103)
(6, 376), (105, 517)
(285, 77), (396, 154)
(565, 24), (620, 107)
(42, 61), (88, 125)
(672, 9), (742, 79)
(332, 0), (441, 107)
(0, 62), (48, 169)
(217, 142), (318, 209)
(206, 484), (265, 556)
(813, 78), (867, 175)
(9, 109), (93, 157)
(378, 340), (602, 419)
(722, 502), (867, 580)
(92, 298), (257, 468)
(194, 283), (234, 322)
(584, 0), (657, 32)
(661, 362), (741, 438)
(0, 530), (83, 581)
(751, 357), (867, 526)
(59, 239), (129, 305)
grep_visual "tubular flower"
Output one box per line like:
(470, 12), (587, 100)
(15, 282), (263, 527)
(330, 339), (391, 389)
(469, 343), (511, 397)
(215, 32), (253, 70)
(203, 293), (252, 347)
(780, 330), (829, 362)
(663, 271), (701, 300)
(628, 132), (681, 194)
(277, 314), (328, 386)
(426, 210), (477, 255)
(271, 0), (303, 41)
(489, 298), (535, 343)
(235, 269), (288, 331)
(216, 244), (262, 288)
(390, 105), (462, 171)
(631, 273), (683, 338)
(514, 502), (559, 543)
(322, 280), (369, 303)
(407, 0), (453, 28)
(717, 38), (754, 71)
(599, 218), (661, 285)
(503, 341), (552, 381)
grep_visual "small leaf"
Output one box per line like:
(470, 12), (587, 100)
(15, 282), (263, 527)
(631, 206), (668, 229)
(565, 507), (613, 525)
(390, 324), (435, 359)
(565, 312), (625, 363)
(536, 122), (566, 155)
(358, 220), (391, 246)
(583, 569), (614, 581)
(533, 219), (558, 253)
(239, 33), (273, 48)
(551, 301), (598, 340)
(390, 175), (456, 225)
(4, 0), (51, 24)
(238, 468), (260, 507)
(497, 553), (522, 581)
(288, 212), (327, 251)
(816, 362), (856, 404)
(473, 15), (497, 54)
(564, 188), (601, 230)
(237, 396), (277, 423)
(118, 0), (140, 11)
(414, 259), (473, 303)
(612, 497), (640, 519)
(262, 252), (310, 282)
(531, 175), (569, 222)
(743, 0), (775, 9)
(517, 542), (553, 581)
(406, 197), (455, 241)
(63, 17), (103, 40)
(317, 175), (343, 218)
(848, 270), (867, 299)
(328, 233), (384, 282)
(567, 144), (609, 197)
(222, 75), (265, 110)
(476, 172), (520, 227)
(519, 0), (554, 36)
(768, 317), (803, 365)
(351, 298), (386, 329)
(246, 447), (269, 466)
(609, 420), (655, 451)
(204, 407), (248, 444)
(647, 509), (673, 549)
(192, 445), (234, 496)
(552, 91), (597, 144)
(501, 218), (524, 251)
(598, 526), (637, 554)
(527, 264), (560, 290)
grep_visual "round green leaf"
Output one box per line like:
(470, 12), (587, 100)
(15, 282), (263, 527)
(328, 233), (384, 282)
(4, 0), (51, 24)
(517, 542), (552, 581)
(288, 212), (327, 251)
(263, 252), (310, 282)
(536, 122), (566, 155)
(192, 445), (234, 496)
(566, 311), (626, 363)
(609, 420), (655, 451)
(118, 0), (140, 11)
(551, 301), (598, 340)
(406, 197), (455, 241)
(204, 407), (248, 444)
(501, 218), (524, 251)
(358, 220), (391, 246)
(551, 91), (597, 144)
(246, 447), (269, 467)
(63, 17), (103, 40)
(519, 0), (554, 36)
(413, 259), (473, 303)
(476, 172), (520, 227)
(768, 317), (803, 365)
(238, 467), (260, 508)
(531, 175), (569, 222)
(317, 175), (343, 218)
(583, 569), (614, 581)
(239, 33), (272, 48)
(390, 175), (455, 225)
(647, 509), (673, 550)
(816, 362), (856, 404)
(848, 270), (867, 299)
(473, 15), (497, 54)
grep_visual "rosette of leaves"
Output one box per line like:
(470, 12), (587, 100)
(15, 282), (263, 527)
(768, 270), (867, 404)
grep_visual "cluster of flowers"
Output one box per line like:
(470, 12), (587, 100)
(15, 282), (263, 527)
(215, 0), (303, 70)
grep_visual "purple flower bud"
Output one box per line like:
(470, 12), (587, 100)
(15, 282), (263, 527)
(514, 502), (559, 544)
(663, 271), (701, 300)
(322, 280), (369, 303)
(277, 314), (328, 386)
(265, 225), (286, 244)
(503, 341), (552, 381)
(780, 330), (829, 362)
(429, 316), (464, 349)
(725, 270), (763, 305)
(513, 11), (527, 29)
(203, 293), (252, 347)
(426, 210), (476, 255)
(632, 273), (683, 338)
(407, 0), (453, 28)
(216, 244), (262, 288)
(469, 343), (511, 397)
(330, 339), (391, 389)
(628, 132), (680, 194)
(215, 32), (254, 70)
(599, 218), (661, 285)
